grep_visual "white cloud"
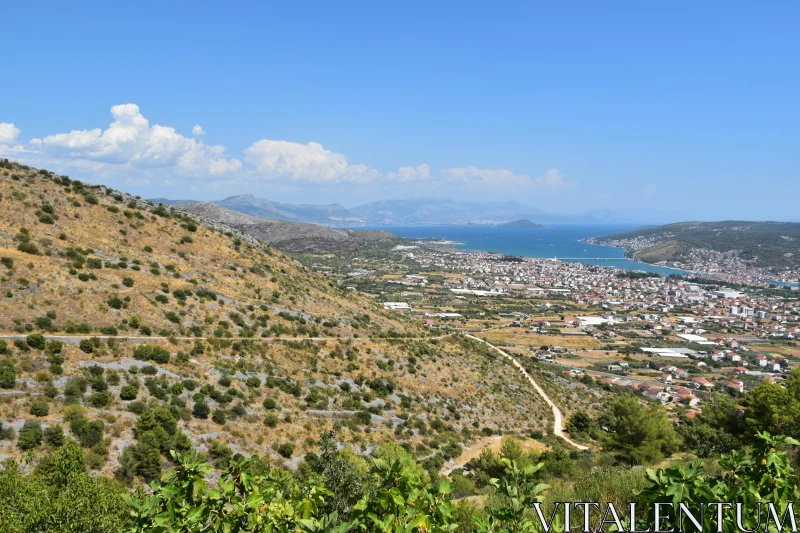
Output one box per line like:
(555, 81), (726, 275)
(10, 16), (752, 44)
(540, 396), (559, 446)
(441, 166), (577, 190)
(28, 104), (239, 177)
(388, 164), (432, 182)
(243, 139), (379, 183)
(7, 103), (582, 194)
(0, 122), (20, 144)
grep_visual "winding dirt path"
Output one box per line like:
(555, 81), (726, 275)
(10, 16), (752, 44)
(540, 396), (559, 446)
(465, 334), (589, 451)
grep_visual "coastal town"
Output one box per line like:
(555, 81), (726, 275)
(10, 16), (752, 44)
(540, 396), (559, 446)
(586, 233), (800, 287)
(310, 244), (800, 416)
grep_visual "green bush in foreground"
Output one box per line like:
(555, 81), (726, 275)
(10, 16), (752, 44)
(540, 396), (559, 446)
(0, 432), (798, 533)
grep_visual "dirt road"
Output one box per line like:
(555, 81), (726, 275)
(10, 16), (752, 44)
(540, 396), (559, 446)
(465, 334), (589, 451)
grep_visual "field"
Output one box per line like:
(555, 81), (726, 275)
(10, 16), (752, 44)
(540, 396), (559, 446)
(479, 328), (605, 350)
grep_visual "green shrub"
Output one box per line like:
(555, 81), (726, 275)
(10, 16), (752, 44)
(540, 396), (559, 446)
(275, 442), (294, 458)
(45, 340), (62, 354)
(17, 242), (39, 255)
(120, 385), (138, 401)
(133, 345), (170, 364)
(88, 391), (111, 408)
(0, 360), (17, 389)
(44, 424), (65, 447)
(29, 400), (50, 417)
(140, 365), (158, 375)
(79, 338), (100, 354)
(18, 421), (44, 450)
(76, 420), (104, 448)
(122, 277), (134, 287)
(192, 401), (210, 419)
(34, 316), (53, 330)
(26, 333), (46, 350)
(211, 409), (227, 425)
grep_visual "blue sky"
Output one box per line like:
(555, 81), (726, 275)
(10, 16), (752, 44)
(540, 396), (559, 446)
(1, 1), (798, 222)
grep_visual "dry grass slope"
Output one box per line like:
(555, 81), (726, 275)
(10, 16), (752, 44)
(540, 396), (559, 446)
(0, 160), (553, 478)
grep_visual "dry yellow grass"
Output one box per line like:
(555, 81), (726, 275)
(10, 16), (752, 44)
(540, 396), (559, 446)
(0, 162), (558, 472)
(479, 330), (604, 350)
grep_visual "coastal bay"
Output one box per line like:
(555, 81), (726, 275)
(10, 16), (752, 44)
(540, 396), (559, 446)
(364, 224), (689, 276)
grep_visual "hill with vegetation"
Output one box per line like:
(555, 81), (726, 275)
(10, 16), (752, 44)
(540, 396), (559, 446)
(176, 202), (404, 253)
(5, 160), (800, 532)
(0, 159), (553, 484)
(592, 221), (800, 270)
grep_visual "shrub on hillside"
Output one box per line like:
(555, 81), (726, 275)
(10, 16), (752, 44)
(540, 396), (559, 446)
(26, 334), (46, 350)
(133, 345), (170, 364)
(18, 421), (44, 450)
(44, 424), (65, 447)
(29, 401), (50, 417)
(192, 401), (210, 419)
(0, 360), (17, 389)
(120, 385), (139, 401)
(211, 409), (227, 425)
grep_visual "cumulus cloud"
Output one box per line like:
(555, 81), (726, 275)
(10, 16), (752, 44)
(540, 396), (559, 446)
(441, 166), (577, 190)
(387, 164), (432, 182)
(0, 122), (20, 144)
(28, 104), (240, 177)
(243, 139), (378, 183)
(7, 103), (581, 193)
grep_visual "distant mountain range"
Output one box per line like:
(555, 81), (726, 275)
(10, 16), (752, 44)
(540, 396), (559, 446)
(149, 195), (627, 226)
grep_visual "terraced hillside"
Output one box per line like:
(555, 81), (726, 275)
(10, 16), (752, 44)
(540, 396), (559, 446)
(0, 160), (551, 479)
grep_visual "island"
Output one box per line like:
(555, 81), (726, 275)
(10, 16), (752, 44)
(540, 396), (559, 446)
(499, 219), (547, 228)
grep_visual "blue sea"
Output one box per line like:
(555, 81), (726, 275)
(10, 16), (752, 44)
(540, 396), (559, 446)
(362, 224), (689, 276)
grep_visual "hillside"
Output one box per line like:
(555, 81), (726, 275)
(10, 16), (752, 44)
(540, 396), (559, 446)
(591, 221), (800, 273)
(0, 160), (551, 478)
(176, 202), (403, 253)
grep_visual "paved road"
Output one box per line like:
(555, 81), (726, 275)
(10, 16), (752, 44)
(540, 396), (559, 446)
(465, 334), (589, 451)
